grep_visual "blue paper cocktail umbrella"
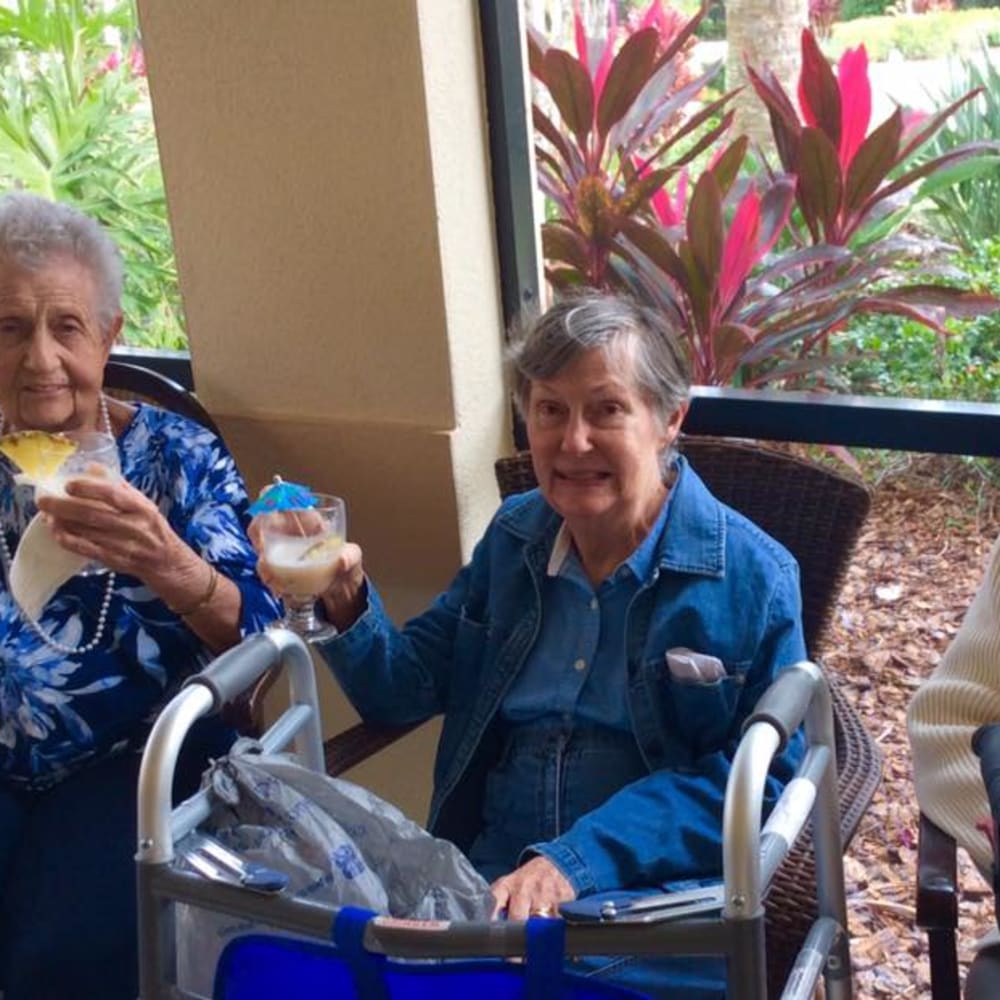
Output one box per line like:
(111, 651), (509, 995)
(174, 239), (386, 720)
(248, 476), (318, 515)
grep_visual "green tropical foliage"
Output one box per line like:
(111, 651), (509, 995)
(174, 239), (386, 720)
(0, 0), (185, 348)
(829, 9), (1000, 60)
(838, 0), (892, 21)
(919, 46), (1000, 251)
(845, 237), (1000, 401)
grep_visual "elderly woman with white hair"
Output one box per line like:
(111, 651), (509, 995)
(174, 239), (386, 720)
(283, 291), (807, 997)
(0, 193), (279, 998)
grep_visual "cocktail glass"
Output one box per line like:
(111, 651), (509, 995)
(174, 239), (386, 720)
(259, 492), (345, 642)
(38, 430), (121, 576)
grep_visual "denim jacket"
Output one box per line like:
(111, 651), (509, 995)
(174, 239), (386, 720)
(319, 457), (806, 895)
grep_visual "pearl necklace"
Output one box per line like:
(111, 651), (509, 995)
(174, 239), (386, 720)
(0, 395), (118, 655)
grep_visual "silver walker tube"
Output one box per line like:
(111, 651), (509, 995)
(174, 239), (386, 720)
(137, 630), (321, 998)
(723, 723), (782, 919)
(721, 661), (850, 1000)
(258, 628), (325, 773)
(136, 629), (321, 866)
(804, 665), (852, 1000)
(136, 684), (215, 866)
(722, 721), (781, 1000)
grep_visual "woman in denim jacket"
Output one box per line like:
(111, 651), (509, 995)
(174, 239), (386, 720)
(306, 292), (806, 997)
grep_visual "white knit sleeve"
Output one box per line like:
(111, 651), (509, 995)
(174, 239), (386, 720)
(907, 535), (1000, 877)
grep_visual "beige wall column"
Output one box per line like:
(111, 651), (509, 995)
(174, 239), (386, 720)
(138, 0), (510, 820)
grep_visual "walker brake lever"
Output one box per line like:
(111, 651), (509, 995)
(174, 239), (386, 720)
(182, 847), (236, 886)
(179, 833), (289, 894)
(559, 884), (724, 924)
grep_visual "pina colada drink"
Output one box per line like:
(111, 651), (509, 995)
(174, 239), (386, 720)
(37, 464), (115, 498)
(254, 489), (346, 641)
(267, 535), (343, 597)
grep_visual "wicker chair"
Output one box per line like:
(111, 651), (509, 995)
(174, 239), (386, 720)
(103, 360), (274, 735)
(324, 436), (880, 994)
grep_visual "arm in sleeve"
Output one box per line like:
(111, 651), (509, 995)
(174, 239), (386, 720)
(532, 563), (807, 896)
(316, 532), (494, 726)
(168, 431), (281, 636)
(908, 536), (1000, 878)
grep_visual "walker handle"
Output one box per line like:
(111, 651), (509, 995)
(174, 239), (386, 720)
(183, 632), (283, 709)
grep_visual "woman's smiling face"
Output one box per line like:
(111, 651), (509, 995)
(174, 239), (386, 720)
(0, 254), (116, 433)
(526, 343), (685, 538)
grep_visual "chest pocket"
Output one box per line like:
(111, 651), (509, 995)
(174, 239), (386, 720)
(665, 663), (750, 758)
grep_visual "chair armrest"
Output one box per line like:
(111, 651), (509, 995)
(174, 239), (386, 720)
(917, 811), (959, 931)
(917, 813), (962, 1000)
(324, 721), (422, 777)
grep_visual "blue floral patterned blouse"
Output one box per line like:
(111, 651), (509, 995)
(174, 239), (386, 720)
(0, 404), (280, 790)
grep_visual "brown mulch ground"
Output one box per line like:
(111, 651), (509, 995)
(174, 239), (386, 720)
(817, 457), (1000, 997)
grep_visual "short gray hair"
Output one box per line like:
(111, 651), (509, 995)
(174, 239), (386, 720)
(0, 193), (124, 335)
(509, 291), (691, 426)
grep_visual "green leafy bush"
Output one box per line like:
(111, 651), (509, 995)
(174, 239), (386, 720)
(919, 46), (1000, 250)
(0, 0), (186, 349)
(695, 0), (726, 39)
(844, 237), (1000, 400)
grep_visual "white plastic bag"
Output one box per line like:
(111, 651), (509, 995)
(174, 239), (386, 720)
(176, 740), (493, 996)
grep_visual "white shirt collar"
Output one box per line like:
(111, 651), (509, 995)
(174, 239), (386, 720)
(547, 522), (573, 576)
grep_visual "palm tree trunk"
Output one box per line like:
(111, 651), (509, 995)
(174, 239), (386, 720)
(726, 0), (808, 152)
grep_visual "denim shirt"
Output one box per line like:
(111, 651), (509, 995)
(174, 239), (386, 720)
(319, 457), (807, 896)
(501, 490), (672, 730)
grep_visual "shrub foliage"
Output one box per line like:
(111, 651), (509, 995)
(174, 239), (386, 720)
(0, 0), (185, 349)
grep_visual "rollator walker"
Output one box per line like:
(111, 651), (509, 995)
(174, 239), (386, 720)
(136, 628), (853, 999)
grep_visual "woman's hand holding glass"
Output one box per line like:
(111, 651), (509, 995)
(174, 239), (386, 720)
(38, 472), (191, 585)
(253, 493), (357, 641)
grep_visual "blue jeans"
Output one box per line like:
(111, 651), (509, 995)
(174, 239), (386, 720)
(0, 718), (232, 1000)
(468, 722), (725, 999)
(469, 722), (648, 880)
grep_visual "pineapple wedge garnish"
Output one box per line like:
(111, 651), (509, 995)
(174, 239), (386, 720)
(0, 430), (78, 484)
(298, 536), (343, 562)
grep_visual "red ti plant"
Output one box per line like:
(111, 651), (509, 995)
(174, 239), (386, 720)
(529, 0), (735, 291)
(747, 29), (999, 250)
(615, 133), (995, 388)
(531, 17), (999, 388)
(618, 141), (867, 386)
(741, 28), (1000, 352)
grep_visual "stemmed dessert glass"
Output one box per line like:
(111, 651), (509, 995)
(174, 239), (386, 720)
(258, 493), (346, 642)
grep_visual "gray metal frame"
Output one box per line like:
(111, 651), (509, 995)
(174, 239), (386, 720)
(136, 641), (850, 999)
(136, 629), (323, 997)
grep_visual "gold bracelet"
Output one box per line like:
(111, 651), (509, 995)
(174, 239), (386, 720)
(169, 564), (220, 617)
